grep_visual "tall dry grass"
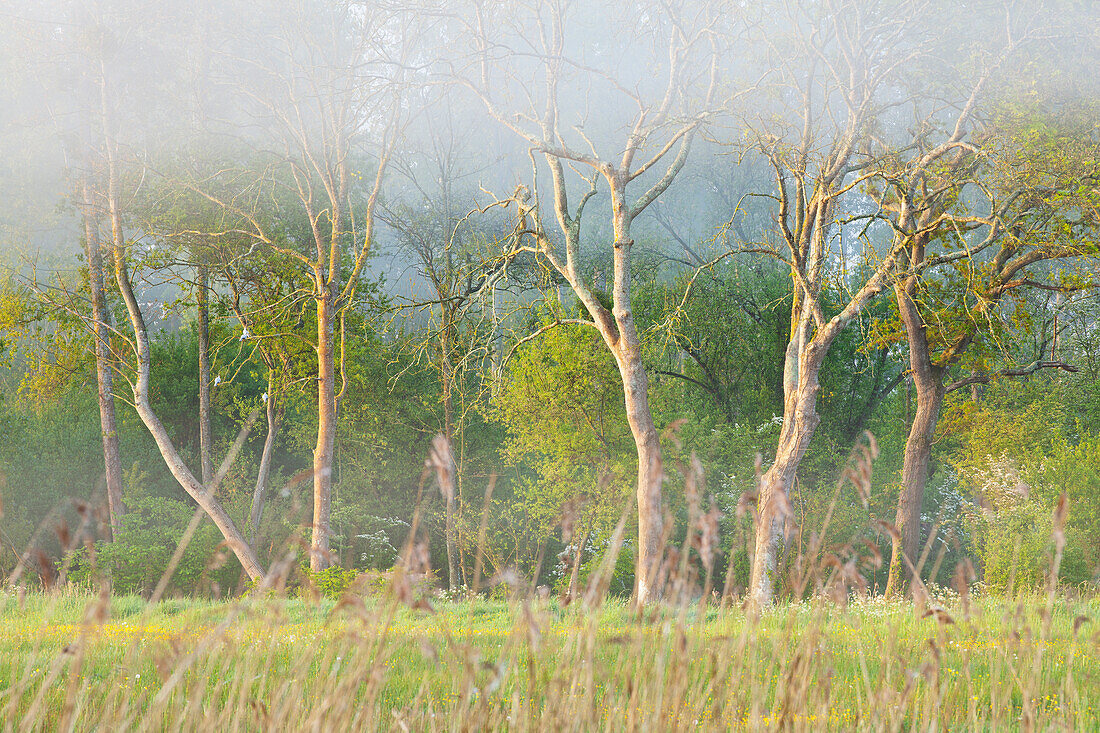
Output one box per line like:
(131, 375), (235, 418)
(1, 435), (1097, 731)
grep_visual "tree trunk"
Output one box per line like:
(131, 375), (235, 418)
(748, 344), (824, 608)
(105, 178), (265, 582)
(618, 348), (663, 602)
(311, 277), (336, 571)
(441, 311), (459, 590)
(885, 276), (945, 597)
(249, 372), (281, 546)
(567, 521), (592, 601)
(196, 264), (214, 486)
(94, 50), (263, 580)
(81, 178), (124, 537)
(885, 381), (943, 597)
(607, 193), (663, 603)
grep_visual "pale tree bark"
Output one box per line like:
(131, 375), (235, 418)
(105, 187), (265, 581)
(741, 0), (1046, 606)
(746, 159), (908, 605)
(466, 1), (717, 602)
(98, 61), (265, 582)
(106, 209), (264, 581)
(608, 181), (666, 598)
(743, 0), (936, 606)
(80, 176), (124, 536)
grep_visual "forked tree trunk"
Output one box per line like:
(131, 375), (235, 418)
(311, 276), (336, 571)
(196, 264), (214, 486)
(748, 337), (825, 607)
(745, 222), (887, 607)
(81, 178), (124, 536)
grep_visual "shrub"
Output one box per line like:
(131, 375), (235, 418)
(303, 565), (362, 600)
(68, 492), (241, 596)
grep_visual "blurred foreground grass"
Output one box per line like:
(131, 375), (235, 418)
(1, 588), (1098, 731)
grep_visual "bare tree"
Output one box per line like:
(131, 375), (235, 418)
(19, 0), (264, 566)
(461, 0), (719, 601)
(189, 0), (418, 571)
(77, 12), (268, 579)
(383, 107), (525, 589)
(739, 0), (1092, 606)
(738, 1), (930, 606)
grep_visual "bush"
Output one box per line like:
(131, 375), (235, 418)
(966, 498), (1052, 594)
(577, 540), (635, 598)
(68, 491), (242, 596)
(303, 565), (362, 600)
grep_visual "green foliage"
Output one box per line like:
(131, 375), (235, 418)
(961, 459), (1055, 594)
(70, 486), (242, 597)
(489, 321), (633, 540)
(729, 549), (751, 590)
(302, 565), (362, 600)
(329, 503), (405, 570)
(945, 380), (1100, 591)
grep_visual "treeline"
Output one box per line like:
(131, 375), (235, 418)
(0, 0), (1097, 603)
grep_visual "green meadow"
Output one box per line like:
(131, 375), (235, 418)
(2, 589), (1097, 731)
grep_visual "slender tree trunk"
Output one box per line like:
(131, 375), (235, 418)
(103, 162), (264, 581)
(311, 276), (336, 571)
(249, 372), (281, 546)
(441, 310), (459, 590)
(608, 192), (663, 603)
(197, 265), (214, 486)
(81, 178), (124, 536)
(567, 520), (592, 601)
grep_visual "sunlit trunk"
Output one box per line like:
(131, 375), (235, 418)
(619, 347), (663, 602)
(608, 188), (663, 603)
(748, 335), (824, 608)
(311, 276), (336, 571)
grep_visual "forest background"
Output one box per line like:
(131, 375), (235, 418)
(1, 0), (1098, 606)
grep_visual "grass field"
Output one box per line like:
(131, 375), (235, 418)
(1, 586), (1097, 731)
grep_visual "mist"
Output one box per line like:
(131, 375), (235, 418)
(1, 0), (1099, 652)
